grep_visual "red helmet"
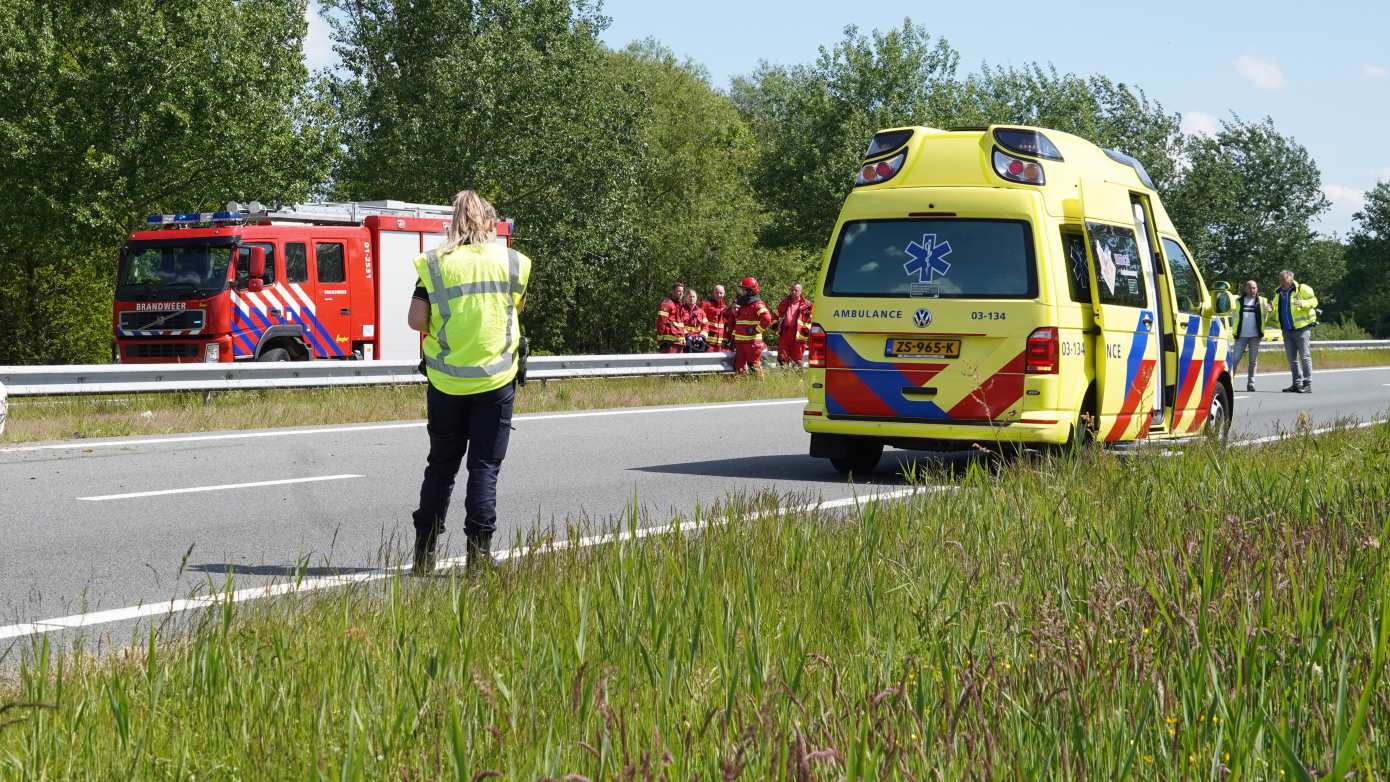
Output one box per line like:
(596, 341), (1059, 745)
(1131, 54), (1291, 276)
(740, 276), (760, 294)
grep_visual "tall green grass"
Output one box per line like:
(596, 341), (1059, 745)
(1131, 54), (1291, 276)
(4, 425), (1390, 778)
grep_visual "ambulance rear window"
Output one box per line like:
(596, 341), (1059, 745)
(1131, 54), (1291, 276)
(825, 219), (1036, 299)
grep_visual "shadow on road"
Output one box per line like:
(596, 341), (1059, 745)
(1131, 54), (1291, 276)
(631, 449), (993, 484)
(187, 563), (380, 578)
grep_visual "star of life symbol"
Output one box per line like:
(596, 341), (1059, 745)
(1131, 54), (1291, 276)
(1068, 242), (1087, 284)
(903, 234), (953, 283)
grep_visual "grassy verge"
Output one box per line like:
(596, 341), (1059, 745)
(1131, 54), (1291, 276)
(6, 348), (1389, 445)
(1248, 346), (1390, 375)
(5, 425), (1390, 778)
(1, 370), (808, 444)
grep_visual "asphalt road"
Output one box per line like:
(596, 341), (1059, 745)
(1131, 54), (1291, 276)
(2, 364), (1388, 649)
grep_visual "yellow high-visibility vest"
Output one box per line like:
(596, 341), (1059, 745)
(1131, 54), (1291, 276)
(414, 242), (532, 395)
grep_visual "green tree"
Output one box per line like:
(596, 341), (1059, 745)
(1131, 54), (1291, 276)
(0, 0), (334, 364)
(732, 21), (961, 255)
(1164, 116), (1330, 288)
(324, 0), (651, 353)
(1338, 182), (1390, 336)
(608, 42), (773, 331)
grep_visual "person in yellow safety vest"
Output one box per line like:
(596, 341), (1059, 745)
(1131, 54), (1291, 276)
(1229, 279), (1271, 392)
(656, 282), (686, 353)
(407, 190), (532, 575)
(1274, 269), (1318, 394)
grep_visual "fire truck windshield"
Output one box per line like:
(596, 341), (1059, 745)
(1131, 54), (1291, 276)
(117, 239), (234, 299)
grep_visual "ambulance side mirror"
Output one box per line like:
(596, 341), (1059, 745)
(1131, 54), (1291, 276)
(247, 246), (266, 293)
(1207, 281), (1234, 317)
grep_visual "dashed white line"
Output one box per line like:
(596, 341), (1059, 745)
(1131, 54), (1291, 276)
(77, 474), (364, 502)
(0, 487), (925, 641)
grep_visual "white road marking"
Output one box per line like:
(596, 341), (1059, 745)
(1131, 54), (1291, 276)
(0, 486), (926, 641)
(1234, 419), (1386, 447)
(0, 399), (806, 454)
(77, 474), (364, 502)
(1255, 365), (1390, 377)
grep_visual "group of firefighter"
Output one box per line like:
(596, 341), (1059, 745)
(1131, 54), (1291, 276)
(655, 276), (812, 378)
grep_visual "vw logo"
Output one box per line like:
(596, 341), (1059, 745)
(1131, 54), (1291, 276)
(913, 308), (933, 328)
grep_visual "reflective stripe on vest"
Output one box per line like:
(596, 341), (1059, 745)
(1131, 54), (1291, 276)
(422, 247), (523, 380)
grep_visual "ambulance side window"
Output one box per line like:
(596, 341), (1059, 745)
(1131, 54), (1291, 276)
(1161, 238), (1202, 314)
(315, 242), (346, 283)
(285, 243), (308, 283)
(1060, 230), (1091, 303)
(1086, 223), (1147, 308)
(235, 243), (276, 288)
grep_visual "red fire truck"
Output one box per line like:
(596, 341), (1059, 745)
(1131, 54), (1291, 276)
(113, 201), (512, 363)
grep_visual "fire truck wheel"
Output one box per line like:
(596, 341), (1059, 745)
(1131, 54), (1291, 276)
(258, 347), (292, 362)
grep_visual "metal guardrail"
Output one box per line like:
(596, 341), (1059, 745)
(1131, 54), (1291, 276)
(0, 351), (776, 396)
(1, 340), (1384, 397)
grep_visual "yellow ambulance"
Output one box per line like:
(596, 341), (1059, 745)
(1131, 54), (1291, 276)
(803, 125), (1236, 473)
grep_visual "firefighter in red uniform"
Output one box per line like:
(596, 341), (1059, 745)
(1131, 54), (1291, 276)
(723, 296), (738, 353)
(655, 281), (686, 353)
(700, 284), (729, 351)
(682, 288), (709, 351)
(731, 276), (773, 377)
(775, 282), (813, 366)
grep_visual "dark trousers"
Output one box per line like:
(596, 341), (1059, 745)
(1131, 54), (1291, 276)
(412, 382), (514, 538)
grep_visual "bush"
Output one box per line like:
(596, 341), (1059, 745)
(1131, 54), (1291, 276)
(1315, 316), (1372, 341)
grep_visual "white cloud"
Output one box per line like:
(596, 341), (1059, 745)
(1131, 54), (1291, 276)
(1180, 111), (1219, 138)
(1235, 53), (1286, 91)
(303, 1), (338, 72)
(1319, 184), (1366, 235)
(1380, 165), (1390, 182)
(1363, 63), (1390, 80)
(1324, 184), (1364, 209)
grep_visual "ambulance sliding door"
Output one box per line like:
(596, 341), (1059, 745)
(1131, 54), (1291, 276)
(1081, 184), (1162, 441)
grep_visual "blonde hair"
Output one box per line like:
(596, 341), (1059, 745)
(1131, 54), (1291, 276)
(443, 190), (498, 251)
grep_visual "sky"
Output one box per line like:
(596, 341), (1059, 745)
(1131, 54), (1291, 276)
(303, 0), (1389, 236)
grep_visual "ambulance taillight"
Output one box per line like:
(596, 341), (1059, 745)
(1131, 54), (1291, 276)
(1025, 327), (1059, 374)
(855, 129), (913, 186)
(855, 151), (906, 186)
(808, 325), (828, 368)
(993, 149), (1045, 185)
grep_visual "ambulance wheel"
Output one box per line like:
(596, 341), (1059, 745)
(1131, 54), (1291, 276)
(830, 441), (883, 476)
(258, 347), (291, 362)
(1204, 382), (1232, 444)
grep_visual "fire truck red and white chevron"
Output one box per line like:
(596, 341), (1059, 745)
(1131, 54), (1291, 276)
(231, 283), (346, 359)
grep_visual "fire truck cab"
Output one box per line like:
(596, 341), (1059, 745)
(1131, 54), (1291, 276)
(113, 201), (512, 363)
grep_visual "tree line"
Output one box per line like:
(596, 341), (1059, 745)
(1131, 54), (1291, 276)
(2, 1), (1386, 365)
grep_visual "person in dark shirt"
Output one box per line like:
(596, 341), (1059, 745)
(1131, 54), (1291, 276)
(1229, 280), (1270, 392)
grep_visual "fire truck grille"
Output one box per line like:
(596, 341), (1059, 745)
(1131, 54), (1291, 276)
(119, 309), (206, 332)
(126, 343), (202, 359)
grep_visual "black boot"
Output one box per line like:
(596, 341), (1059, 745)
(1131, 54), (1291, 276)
(466, 533), (494, 573)
(412, 524), (439, 576)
